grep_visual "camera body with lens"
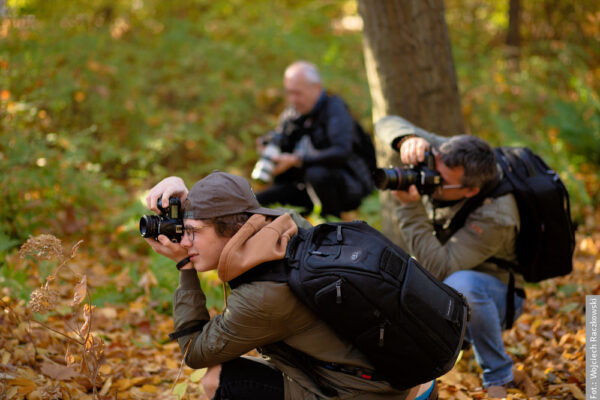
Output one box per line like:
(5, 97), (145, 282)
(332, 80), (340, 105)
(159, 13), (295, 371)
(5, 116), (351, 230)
(373, 151), (442, 195)
(251, 141), (281, 184)
(139, 197), (184, 242)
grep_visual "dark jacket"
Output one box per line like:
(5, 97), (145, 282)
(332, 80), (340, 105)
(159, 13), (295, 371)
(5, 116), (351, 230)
(375, 116), (523, 288)
(172, 213), (408, 399)
(274, 92), (373, 200)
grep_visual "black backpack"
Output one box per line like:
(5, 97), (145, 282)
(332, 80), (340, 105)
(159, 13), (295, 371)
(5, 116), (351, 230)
(232, 220), (469, 392)
(352, 119), (378, 173)
(439, 146), (575, 326)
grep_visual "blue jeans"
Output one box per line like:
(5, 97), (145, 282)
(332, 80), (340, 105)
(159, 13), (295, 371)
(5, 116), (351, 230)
(444, 270), (525, 387)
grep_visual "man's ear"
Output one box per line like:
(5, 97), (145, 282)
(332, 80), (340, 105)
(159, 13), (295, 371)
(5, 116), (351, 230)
(464, 187), (480, 198)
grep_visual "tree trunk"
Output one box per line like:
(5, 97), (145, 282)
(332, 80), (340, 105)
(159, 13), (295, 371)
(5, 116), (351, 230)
(506, 0), (521, 71)
(357, 0), (464, 245)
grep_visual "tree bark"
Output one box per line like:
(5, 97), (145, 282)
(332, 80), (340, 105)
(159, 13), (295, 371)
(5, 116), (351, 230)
(506, 0), (521, 71)
(358, 0), (464, 244)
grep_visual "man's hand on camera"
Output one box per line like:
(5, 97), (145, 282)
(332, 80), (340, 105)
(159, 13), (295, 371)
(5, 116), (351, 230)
(272, 153), (302, 176)
(144, 235), (188, 262)
(399, 137), (430, 165)
(146, 176), (188, 214)
(392, 185), (421, 204)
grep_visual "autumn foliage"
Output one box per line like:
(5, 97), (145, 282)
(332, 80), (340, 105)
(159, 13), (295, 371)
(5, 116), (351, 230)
(1, 219), (597, 399)
(1, 0), (599, 399)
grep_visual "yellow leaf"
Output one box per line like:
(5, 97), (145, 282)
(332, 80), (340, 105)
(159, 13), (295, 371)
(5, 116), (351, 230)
(173, 382), (187, 399)
(114, 378), (134, 391)
(8, 377), (36, 386)
(140, 384), (157, 393)
(1, 349), (10, 364)
(5, 386), (18, 399)
(99, 364), (112, 375)
(579, 237), (598, 255)
(100, 376), (113, 396)
(190, 368), (207, 382)
(65, 344), (75, 366)
(27, 390), (44, 400)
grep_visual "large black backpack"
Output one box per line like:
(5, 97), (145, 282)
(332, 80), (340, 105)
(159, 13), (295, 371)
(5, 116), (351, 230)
(442, 146), (575, 282)
(352, 119), (377, 173)
(233, 220), (469, 392)
(494, 147), (575, 280)
(439, 146), (575, 327)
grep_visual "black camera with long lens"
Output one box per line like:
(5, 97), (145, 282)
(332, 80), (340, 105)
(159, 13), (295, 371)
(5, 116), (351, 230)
(139, 197), (183, 242)
(373, 152), (442, 195)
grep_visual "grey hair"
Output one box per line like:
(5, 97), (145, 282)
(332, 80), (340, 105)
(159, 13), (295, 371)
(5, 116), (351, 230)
(438, 135), (498, 188)
(285, 61), (322, 84)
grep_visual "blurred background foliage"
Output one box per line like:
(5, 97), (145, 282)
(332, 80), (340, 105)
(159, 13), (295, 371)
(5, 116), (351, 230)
(1, 0), (599, 308)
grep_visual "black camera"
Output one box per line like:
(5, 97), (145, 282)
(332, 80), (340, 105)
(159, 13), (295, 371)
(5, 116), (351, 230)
(373, 152), (442, 195)
(139, 197), (183, 242)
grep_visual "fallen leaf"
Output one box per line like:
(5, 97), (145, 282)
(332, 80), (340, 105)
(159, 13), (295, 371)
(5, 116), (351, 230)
(100, 376), (113, 396)
(190, 368), (207, 382)
(40, 360), (79, 381)
(140, 384), (158, 393)
(513, 367), (540, 397)
(138, 270), (158, 296)
(173, 382), (187, 399)
(549, 383), (585, 400)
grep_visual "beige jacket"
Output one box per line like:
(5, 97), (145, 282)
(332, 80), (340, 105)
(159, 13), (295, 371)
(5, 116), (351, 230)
(173, 213), (408, 399)
(375, 115), (523, 288)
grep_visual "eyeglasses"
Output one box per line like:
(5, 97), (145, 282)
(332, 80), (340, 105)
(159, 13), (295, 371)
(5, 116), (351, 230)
(440, 183), (464, 190)
(183, 225), (208, 241)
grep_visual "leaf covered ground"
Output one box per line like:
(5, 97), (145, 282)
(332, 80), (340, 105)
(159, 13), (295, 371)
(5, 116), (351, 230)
(1, 216), (597, 399)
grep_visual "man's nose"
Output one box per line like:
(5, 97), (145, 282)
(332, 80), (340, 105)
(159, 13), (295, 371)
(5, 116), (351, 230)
(180, 235), (192, 248)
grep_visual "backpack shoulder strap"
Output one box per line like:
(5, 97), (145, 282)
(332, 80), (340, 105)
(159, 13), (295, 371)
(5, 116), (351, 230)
(437, 147), (521, 243)
(228, 259), (288, 289)
(436, 175), (505, 244)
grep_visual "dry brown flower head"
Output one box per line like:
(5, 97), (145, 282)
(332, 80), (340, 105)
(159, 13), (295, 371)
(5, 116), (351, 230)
(19, 234), (64, 260)
(29, 287), (60, 313)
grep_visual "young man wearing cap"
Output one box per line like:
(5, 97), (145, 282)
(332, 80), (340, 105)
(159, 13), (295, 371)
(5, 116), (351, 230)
(144, 171), (436, 400)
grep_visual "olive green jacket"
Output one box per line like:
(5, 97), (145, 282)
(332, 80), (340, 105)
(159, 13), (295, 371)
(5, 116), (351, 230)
(172, 212), (409, 399)
(375, 115), (523, 288)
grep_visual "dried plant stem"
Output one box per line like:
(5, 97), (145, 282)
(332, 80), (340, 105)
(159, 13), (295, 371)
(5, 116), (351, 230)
(44, 240), (84, 290)
(85, 292), (99, 400)
(171, 338), (193, 392)
(30, 318), (85, 346)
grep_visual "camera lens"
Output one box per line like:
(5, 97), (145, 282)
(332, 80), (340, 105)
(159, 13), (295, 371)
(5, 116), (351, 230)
(139, 215), (160, 238)
(373, 168), (399, 190)
(373, 167), (419, 191)
(251, 158), (276, 183)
